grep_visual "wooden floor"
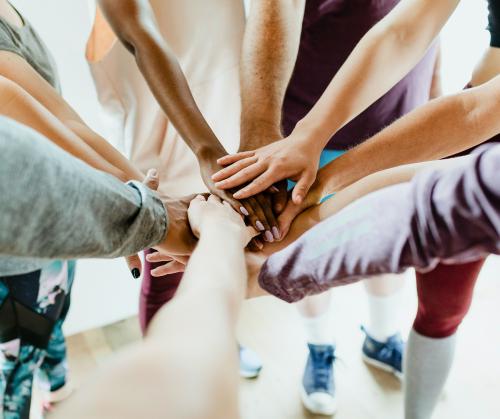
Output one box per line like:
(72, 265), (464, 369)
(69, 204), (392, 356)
(52, 259), (500, 418)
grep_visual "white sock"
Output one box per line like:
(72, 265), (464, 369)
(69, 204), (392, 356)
(302, 312), (334, 346)
(404, 329), (457, 419)
(365, 292), (402, 342)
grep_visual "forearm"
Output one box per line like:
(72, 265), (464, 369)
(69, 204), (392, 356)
(239, 0), (305, 149)
(98, 0), (226, 157)
(0, 118), (167, 259)
(53, 221), (246, 419)
(0, 52), (143, 181)
(294, 0), (458, 148)
(314, 76), (500, 195)
(0, 77), (127, 180)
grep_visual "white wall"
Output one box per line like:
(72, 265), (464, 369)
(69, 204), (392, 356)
(9, 0), (490, 334)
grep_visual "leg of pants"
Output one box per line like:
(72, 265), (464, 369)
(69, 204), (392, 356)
(404, 260), (484, 419)
(0, 261), (72, 419)
(414, 260), (484, 338)
(139, 249), (183, 334)
(38, 261), (76, 392)
(0, 340), (44, 419)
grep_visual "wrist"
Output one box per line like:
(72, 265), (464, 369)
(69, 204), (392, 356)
(239, 119), (283, 151)
(199, 218), (246, 243)
(293, 118), (334, 151)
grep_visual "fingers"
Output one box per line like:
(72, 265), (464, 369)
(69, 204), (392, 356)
(216, 151), (255, 166)
(232, 170), (279, 200)
(151, 260), (186, 277)
(211, 156), (259, 182)
(291, 171), (316, 205)
(143, 168), (159, 191)
(244, 196), (273, 241)
(214, 161), (266, 191)
(207, 194), (222, 204)
(125, 254), (142, 278)
(248, 237), (264, 251)
(255, 194), (280, 240)
(272, 181), (289, 214)
(276, 202), (300, 241)
(146, 252), (173, 263)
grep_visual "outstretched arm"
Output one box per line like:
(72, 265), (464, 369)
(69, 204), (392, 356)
(98, 0), (278, 238)
(0, 51), (143, 181)
(212, 0), (458, 203)
(53, 196), (254, 419)
(257, 146), (500, 302)
(0, 118), (166, 260)
(238, 0), (305, 150)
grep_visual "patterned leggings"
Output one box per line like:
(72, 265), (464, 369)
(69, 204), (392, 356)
(0, 260), (75, 419)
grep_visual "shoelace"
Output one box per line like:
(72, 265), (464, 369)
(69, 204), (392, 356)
(312, 351), (336, 390)
(378, 335), (403, 367)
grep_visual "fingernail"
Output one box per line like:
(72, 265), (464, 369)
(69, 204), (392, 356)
(240, 206), (249, 216)
(256, 221), (265, 231)
(233, 192), (243, 199)
(270, 186), (279, 193)
(131, 268), (140, 279)
(272, 226), (280, 240)
(265, 231), (274, 242)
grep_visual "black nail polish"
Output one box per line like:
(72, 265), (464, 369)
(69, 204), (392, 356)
(131, 268), (140, 279)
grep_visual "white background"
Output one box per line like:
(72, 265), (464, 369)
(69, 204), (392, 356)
(9, 0), (490, 334)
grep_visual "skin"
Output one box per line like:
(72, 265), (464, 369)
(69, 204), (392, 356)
(276, 61), (500, 238)
(51, 196), (255, 419)
(213, 0), (305, 221)
(212, 0), (461, 204)
(96, 0), (277, 234)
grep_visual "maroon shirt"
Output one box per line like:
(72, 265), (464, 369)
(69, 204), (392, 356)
(259, 145), (500, 303)
(283, 0), (437, 150)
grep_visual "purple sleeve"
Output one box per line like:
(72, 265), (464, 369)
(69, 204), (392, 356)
(259, 145), (500, 303)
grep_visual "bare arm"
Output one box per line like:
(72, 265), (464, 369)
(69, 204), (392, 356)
(239, 0), (305, 150)
(98, 0), (279, 235)
(0, 75), (127, 180)
(97, 0), (225, 158)
(212, 0), (458, 203)
(0, 51), (143, 181)
(294, 0), (458, 146)
(314, 75), (500, 196)
(52, 197), (251, 419)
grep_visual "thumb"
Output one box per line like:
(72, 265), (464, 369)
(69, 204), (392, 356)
(291, 171), (315, 205)
(125, 254), (142, 279)
(277, 201), (302, 241)
(144, 168), (159, 191)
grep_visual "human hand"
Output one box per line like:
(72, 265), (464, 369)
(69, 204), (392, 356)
(212, 133), (321, 205)
(199, 149), (281, 244)
(154, 193), (201, 258)
(125, 168), (160, 279)
(276, 185), (323, 240)
(188, 195), (258, 247)
(146, 251), (188, 277)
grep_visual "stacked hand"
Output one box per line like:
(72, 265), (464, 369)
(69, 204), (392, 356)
(199, 149), (282, 246)
(210, 133), (325, 240)
(149, 194), (258, 277)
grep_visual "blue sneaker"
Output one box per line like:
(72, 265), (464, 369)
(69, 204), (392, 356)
(361, 326), (404, 380)
(239, 345), (262, 378)
(301, 343), (337, 415)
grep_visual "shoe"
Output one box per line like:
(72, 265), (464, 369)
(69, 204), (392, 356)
(239, 345), (262, 378)
(361, 326), (404, 380)
(301, 343), (337, 416)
